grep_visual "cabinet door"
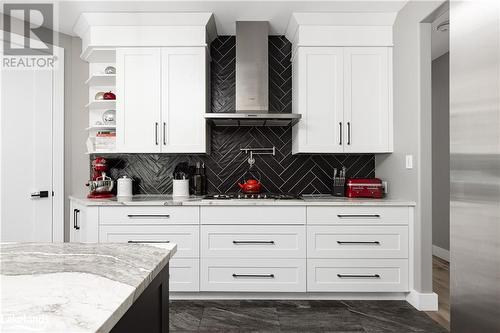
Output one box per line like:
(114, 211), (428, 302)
(292, 47), (344, 154)
(161, 47), (207, 153)
(343, 47), (392, 153)
(116, 48), (161, 152)
(69, 202), (86, 242)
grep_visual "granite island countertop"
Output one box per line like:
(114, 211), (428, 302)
(69, 194), (415, 206)
(0, 242), (177, 333)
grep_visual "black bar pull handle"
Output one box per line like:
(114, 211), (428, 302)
(337, 274), (380, 279)
(339, 122), (343, 145)
(232, 241), (275, 245)
(337, 214), (381, 219)
(127, 214), (170, 218)
(232, 274), (275, 278)
(73, 209), (80, 230)
(128, 240), (170, 244)
(337, 241), (380, 245)
(347, 122), (351, 145)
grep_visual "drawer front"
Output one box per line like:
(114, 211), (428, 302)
(99, 206), (199, 225)
(307, 259), (409, 292)
(170, 259), (199, 292)
(307, 226), (408, 258)
(201, 206), (306, 225)
(202, 225), (306, 258)
(201, 258), (306, 292)
(99, 225), (199, 258)
(307, 206), (409, 225)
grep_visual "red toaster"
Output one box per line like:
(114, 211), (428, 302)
(345, 178), (384, 199)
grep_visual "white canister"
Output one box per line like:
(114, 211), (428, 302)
(117, 176), (133, 197)
(172, 179), (190, 198)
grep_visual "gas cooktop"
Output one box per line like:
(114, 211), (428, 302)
(204, 193), (301, 200)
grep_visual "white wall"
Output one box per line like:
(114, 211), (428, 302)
(375, 0), (443, 293)
(431, 53), (450, 252)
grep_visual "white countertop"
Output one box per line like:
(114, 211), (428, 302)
(0, 242), (177, 333)
(69, 195), (415, 206)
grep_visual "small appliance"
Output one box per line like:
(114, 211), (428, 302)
(86, 157), (114, 199)
(345, 178), (384, 199)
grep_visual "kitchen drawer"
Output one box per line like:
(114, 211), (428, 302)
(307, 206), (409, 225)
(201, 206), (306, 225)
(201, 258), (306, 292)
(201, 225), (306, 258)
(99, 225), (199, 258)
(307, 226), (408, 258)
(170, 259), (199, 292)
(307, 259), (409, 292)
(99, 206), (199, 225)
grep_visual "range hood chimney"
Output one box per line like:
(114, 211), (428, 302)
(205, 21), (301, 127)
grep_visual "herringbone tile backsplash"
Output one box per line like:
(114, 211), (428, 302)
(93, 36), (375, 195)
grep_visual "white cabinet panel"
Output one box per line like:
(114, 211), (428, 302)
(201, 206), (306, 225)
(201, 225), (306, 258)
(99, 206), (199, 225)
(307, 206), (409, 225)
(69, 202), (98, 243)
(170, 259), (200, 292)
(307, 259), (408, 292)
(344, 47), (391, 153)
(99, 224), (199, 258)
(161, 47), (207, 153)
(292, 47), (344, 154)
(307, 225), (408, 258)
(116, 48), (161, 152)
(201, 258), (306, 292)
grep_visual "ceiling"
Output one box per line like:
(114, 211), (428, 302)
(431, 9), (449, 60)
(49, 0), (409, 37)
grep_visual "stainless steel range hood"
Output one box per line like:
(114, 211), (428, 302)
(205, 21), (301, 127)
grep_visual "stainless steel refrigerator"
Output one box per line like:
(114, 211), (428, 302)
(450, 1), (500, 332)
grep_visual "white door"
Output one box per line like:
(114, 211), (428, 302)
(292, 47), (344, 154)
(1, 49), (64, 242)
(116, 48), (161, 153)
(161, 47), (207, 153)
(343, 47), (391, 153)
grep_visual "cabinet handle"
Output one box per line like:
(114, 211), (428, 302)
(337, 274), (380, 279)
(337, 241), (380, 245)
(339, 122), (342, 145)
(232, 240), (275, 245)
(337, 214), (380, 219)
(347, 122), (351, 145)
(127, 240), (170, 244)
(127, 214), (170, 219)
(163, 122), (166, 145)
(232, 274), (275, 278)
(155, 122), (159, 145)
(73, 209), (80, 230)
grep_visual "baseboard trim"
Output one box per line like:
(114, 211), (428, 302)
(171, 292), (407, 301)
(406, 290), (438, 311)
(432, 245), (450, 262)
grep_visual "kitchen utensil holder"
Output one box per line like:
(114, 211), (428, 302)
(173, 179), (189, 198)
(333, 182), (345, 197)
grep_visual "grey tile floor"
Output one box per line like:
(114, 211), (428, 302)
(169, 300), (447, 332)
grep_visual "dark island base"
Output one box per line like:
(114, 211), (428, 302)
(111, 264), (169, 333)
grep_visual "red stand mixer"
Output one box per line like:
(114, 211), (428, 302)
(86, 157), (114, 199)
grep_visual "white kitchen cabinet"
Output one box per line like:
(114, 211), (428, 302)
(69, 201), (98, 243)
(343, 47), (392, 153)
(292, 46), (393, 154)
(292, 47), (344, 154)
(116, 47), (208, 153)
(161, 47), (207, 153)
(116, 48), (161, 153)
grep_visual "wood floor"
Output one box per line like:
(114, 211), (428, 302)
(426, 256), (450, 331)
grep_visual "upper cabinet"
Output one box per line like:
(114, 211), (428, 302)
(116, 47), (208, 153)
(74, 13), (217, 154)
(287, 13), (395, 154)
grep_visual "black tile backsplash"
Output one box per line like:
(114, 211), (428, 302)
(92, 36), (375, 195)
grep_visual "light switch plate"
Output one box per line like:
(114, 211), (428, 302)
(405, 155), (413, 169)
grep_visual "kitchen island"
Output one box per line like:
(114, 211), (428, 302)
(0, 242), (176, 333)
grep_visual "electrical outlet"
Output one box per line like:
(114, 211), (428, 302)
(405, 155), (413, 169)
(382, 181), (388, 194)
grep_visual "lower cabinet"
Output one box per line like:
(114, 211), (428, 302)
(200, 258), (307, 292)
(169, 258), (200, 292)
(307, 259), (409, 292)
